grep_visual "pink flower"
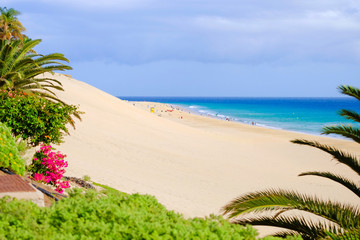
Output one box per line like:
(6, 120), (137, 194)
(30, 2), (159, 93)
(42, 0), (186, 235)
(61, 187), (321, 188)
(31, 144), (70, 194)
(33, 173), (44, 181)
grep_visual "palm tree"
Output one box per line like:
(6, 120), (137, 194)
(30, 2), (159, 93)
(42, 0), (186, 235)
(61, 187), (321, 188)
(222, 86), (360, 239)
(0, 39), (72, 101)
(0, 39), (81, 126)
(0, 7), (26, 41)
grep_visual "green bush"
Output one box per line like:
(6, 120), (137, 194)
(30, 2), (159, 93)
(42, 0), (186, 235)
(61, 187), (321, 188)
(0, 188), (300, 239)
(0, 122), (25, 175)
(0, 91), (79, 146)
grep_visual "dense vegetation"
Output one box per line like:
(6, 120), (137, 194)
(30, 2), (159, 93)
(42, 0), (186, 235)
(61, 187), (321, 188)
(0, 7), (79, 188)
(0, 122), (25, 175)
(0, 92), (79, 146)
(0, 187), (302, 240)
(222, 85), (360, 239)
(0, 6), (81, 148)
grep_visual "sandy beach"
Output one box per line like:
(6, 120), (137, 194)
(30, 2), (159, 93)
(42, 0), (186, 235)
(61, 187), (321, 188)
(51, 73), (359, 232)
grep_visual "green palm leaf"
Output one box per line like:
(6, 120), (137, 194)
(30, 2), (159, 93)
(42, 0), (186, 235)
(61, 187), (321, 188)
(299, 171), (360, 198)
(326, 229), (360, 240)
(322, 125), (360, 144)
(34, 53), (70, 64)
(30, 77), (63, 87)
(338, 109), (360, 124)
(338, 85), (360, 101)
(291, 139), (360, 175)
(222, 189), (360, 229)
(272, 230), (302, 239)
(0, 39), (70, 100)
(233, 215), (338, 240)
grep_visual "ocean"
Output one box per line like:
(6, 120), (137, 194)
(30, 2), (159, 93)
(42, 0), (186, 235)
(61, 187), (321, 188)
(119, 97), (360, 136)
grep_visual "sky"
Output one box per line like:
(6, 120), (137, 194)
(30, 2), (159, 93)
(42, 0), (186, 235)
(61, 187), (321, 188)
(4, 0), (360, 97)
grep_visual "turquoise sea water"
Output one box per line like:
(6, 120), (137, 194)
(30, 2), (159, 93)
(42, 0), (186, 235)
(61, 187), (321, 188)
(119, 97), (360, 136)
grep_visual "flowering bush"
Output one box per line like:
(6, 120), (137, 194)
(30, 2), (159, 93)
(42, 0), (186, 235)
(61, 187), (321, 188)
(0, 122), (25, 175)
(0, 90), (80, 146)
(28, 144), (70, 193)
(0, 89), (27, 97)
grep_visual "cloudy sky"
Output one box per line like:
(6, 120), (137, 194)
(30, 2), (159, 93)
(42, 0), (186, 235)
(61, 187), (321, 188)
(4, 0), (360, 97)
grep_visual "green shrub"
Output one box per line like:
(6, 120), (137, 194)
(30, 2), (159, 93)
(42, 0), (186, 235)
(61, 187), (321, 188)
(0, 91), (79, 146)
(0, 188), (299, 239)
(0, 122), (25, 175)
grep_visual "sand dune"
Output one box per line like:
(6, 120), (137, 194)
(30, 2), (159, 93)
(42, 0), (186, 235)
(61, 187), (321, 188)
(51, 73), (359, 222)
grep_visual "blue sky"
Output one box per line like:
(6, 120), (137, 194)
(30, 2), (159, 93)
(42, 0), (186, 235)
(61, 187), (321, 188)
(5, 0), (360, 97)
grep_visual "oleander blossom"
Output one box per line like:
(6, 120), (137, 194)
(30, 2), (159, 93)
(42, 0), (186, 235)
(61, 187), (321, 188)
(0, 89), (27, 98)
(30, 144), (70, 193)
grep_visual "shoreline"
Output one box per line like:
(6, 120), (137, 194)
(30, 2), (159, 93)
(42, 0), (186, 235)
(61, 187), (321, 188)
(128, 100), (351, 142)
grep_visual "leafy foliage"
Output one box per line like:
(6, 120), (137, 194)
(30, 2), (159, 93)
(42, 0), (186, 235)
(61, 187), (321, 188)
(0, 91), (79, 146)
(0, 188), (301, 240)
(0, 122), (25, 175)
(222, 85), (360, 239)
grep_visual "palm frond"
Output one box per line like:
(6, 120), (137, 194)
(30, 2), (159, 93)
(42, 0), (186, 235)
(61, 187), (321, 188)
(338, 109), (360, 124)
(299, 171), (360, 198)
(11, 39), (41, 62)
(338, 85), (360, 101)
(326, 229), (360, 240)
(272, 230), (302, 239)
(233, 214), (334, 240)
(34, 53), (70, 63)
(30, 77), (63, 86)
(41, 64), (72, 71)
(322, 125), (360, 144)
(0, 39), (71, 101)
(222, 189), (360, 229)
(11, 57), (35, 70)
(291, 139), (360, 175)
(22, 83), (63, 92)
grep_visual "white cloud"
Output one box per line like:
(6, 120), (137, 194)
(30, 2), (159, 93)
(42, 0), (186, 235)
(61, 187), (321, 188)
(192, 10), (360, 33)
